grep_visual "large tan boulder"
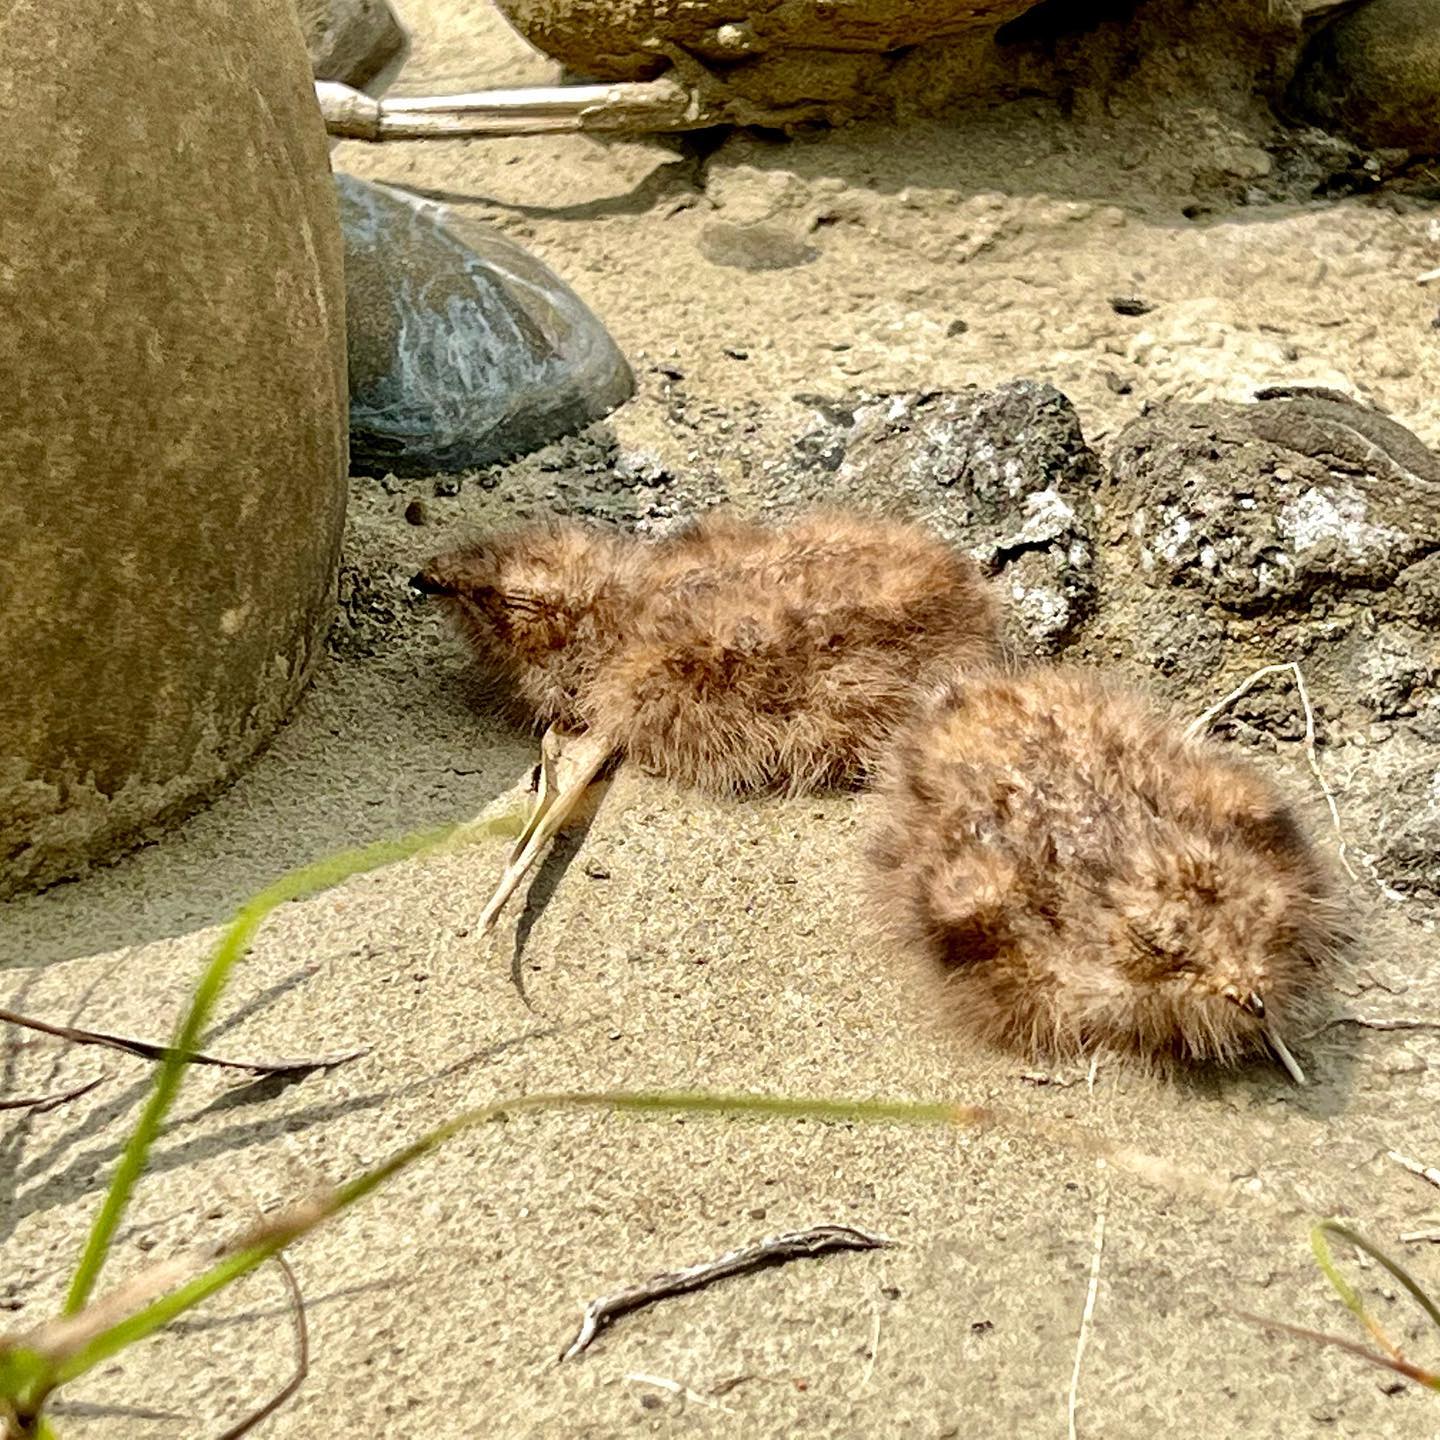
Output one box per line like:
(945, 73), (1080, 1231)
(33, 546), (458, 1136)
(0, 0), (348, 894)
(1291, 0), (1440, 154)
(491, 0), (1041, 83)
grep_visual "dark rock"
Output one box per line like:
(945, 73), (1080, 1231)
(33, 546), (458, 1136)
(1382, 552), (1440, 627)
(830, 382), (1099, 652)
(1291, 0), (1440, 154)
(1107, 390), (1440, 613)
(337, 174), (635, 478)
(298, 0), (406, 89)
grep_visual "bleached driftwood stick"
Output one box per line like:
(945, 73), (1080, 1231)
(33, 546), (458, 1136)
(317, 77), (717, 142)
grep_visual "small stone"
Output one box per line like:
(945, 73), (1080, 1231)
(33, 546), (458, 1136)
(697, 221), (819, 272)
(827, 382), (1099, 653)
(298, 0), (405, 88)
(1110, 295), (1155, 316)
(1108, 391), (1440, 611)
(946, 318), (970, 336)
(403, 499), (427, 526)
(338, 175), (633, 479)
(1380, 1046), (1427, 1076)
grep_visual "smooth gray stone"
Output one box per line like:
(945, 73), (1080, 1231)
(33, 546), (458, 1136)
(337, 175), (635, 478)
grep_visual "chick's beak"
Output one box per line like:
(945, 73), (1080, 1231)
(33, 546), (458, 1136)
(1219, 983), (1266, 1019)
(1220, 984), (1303, 1083)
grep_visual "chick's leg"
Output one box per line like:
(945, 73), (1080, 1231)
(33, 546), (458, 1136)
(477, 727), (616, 935)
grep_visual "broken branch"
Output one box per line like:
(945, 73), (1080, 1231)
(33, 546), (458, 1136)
(0, 1008), (366, 1078)
(561, 1224), (893, 1360)
(0, 1073), (107, 1114)
(1186, 660), (1358, 882)
(1389, 1151), (1440, 1193)
(317, 77), (715, 142)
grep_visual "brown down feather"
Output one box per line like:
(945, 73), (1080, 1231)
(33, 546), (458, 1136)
(418, 509), (1003, 795)
(867, 666), (1347, 1069)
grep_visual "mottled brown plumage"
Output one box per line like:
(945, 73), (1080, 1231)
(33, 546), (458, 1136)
(868, 667), (1344, 1076)
(416, 508), (1002, 928)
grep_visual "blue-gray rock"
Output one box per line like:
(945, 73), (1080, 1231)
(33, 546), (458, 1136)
(337, 174), (635, 478)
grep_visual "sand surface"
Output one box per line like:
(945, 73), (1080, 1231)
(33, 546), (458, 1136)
(5, 4), (1440, 1436)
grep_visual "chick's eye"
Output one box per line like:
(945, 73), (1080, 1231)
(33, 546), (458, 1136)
(1125, 922), (1194, 974)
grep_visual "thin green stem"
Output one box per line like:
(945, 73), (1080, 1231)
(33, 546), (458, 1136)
(47, 1089), (984, 1386)
(62, 827), (462, 1315)
(1314, 1221), (1440, 1335)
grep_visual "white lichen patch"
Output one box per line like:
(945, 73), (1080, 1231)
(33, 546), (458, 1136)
(1151, 507), (1193, 563)
(1276, 484), (1407, 564)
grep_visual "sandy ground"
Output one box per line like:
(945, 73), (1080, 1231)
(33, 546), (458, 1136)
(5, 3), (1440, 1436)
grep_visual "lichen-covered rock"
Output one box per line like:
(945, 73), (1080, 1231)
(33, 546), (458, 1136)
(1108, 389), (1440, 613)
(0, 0), (347, 895)
(1290, 0), (1440, 154)
(339, 175), (635, 478)
(830, 383), (1099, 652)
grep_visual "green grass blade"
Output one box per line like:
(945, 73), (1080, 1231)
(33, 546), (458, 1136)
(1314, 1221), (1440, 1334)
(46, 1088), (984, 1386)
(61, 822), (486, 1316)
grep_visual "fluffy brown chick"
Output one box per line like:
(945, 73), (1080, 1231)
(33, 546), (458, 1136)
(417, 509), (1001, 794)
(416, 509), (1002, 929)
(868, 667), (1344, 1076)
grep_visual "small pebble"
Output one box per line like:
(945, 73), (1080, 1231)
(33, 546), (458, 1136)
(404, 499), (428, 526)
(1110, 296), (1155, 317)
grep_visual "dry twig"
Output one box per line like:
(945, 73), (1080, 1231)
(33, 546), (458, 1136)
(0, 1008), (366, 1078)
(1185, 661), (1358, 883)
(213, 1255), (309, 1440)
(317, 77), (714, 143)
(0, 1073), (107, 1113)
(1310, 1016), (1440, 1038)
(1400, 1229), (1440, 1244)
(1389, 1151), (1440, 1193)
(561, 1224), (893, 1360)
(1067, 1180), (1110, 1440)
